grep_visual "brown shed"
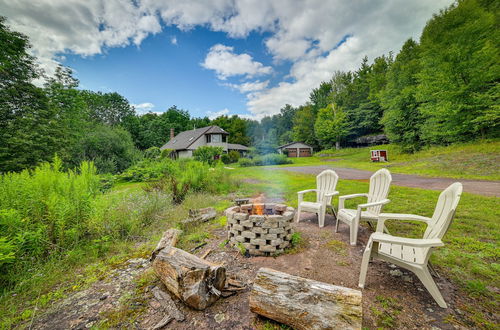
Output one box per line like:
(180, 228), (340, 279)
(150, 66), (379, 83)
(277, 142), (314, 157)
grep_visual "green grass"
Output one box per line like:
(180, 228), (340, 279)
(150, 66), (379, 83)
(232, 167), (499, 325)
(262, 140), (500, 181)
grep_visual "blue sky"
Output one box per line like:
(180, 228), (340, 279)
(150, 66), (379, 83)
(0, 0), (453, 119)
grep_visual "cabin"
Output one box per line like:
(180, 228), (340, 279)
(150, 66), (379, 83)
(160, 125), (249, 158)
(277, 142), (313, 157)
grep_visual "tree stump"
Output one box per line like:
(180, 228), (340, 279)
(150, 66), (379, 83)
(249, 268), (362, 330)
(152, 246), (225, 310)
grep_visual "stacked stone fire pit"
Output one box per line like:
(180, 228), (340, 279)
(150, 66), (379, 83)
(225, 203), (295, 256)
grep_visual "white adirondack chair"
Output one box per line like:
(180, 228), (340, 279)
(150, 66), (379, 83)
(358, 182), (463, 308)
(296, 169), (339, 228)
(336, 168), (392, 245)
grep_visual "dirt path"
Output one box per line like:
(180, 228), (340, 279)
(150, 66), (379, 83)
(269, 165), (500, 197)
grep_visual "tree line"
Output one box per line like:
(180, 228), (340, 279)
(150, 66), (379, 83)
(249, 0), (499, 153)
(1, 0), (498, 174)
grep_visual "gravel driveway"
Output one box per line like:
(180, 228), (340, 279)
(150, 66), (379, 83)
(269, 165), (500, 197)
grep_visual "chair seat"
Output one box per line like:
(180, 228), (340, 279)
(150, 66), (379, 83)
(337, 208), (378, 223)
(378, 242), (428, 265)
(299, 201), (323, 212)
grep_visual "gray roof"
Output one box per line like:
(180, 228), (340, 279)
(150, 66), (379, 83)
(160, 125), (229, 150)
(228, 143), (250, 151)
(277, 142), (313, 149)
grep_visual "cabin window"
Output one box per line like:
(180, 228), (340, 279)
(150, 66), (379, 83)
(222, 135), (227, 142)
(212, 134), (221, 143)
(206, 134), (211, 143)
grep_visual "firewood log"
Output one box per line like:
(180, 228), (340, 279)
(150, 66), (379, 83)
(249, 268), (362, 330)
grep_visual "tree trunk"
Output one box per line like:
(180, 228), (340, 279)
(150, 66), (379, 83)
(249, 268), (362, 330)
(335, 141), (340, 150)
(152, 246), (226, 310)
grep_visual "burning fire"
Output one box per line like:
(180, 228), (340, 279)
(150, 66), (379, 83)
(253, 204), (264, 215)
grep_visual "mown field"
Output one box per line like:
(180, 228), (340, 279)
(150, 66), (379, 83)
(277, 140), (500, 181)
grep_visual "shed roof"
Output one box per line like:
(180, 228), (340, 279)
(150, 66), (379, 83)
(277, 142), (313, 149)
(228, 143), (250, 151)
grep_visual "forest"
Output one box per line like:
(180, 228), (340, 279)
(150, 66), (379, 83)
(1, 0), (498, 175)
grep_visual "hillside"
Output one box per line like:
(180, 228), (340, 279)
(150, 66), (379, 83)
(286, 140), (500, 181)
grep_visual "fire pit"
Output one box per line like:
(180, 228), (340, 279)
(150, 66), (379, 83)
(225, 203), (295, 256)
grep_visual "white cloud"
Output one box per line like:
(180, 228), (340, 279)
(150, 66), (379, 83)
(132, 102), (155, 114)
(206, 108), (230, 120)
(201, 44), (272, 80)
(225, 80), (269, 93)
(170, 35), (177, 45)
(0, 0), (453, 116)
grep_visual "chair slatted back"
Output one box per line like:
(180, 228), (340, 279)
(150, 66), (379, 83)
(367, 169), (392, 215)
(424, 182), (463, 240)
(316, 170), (339, 204)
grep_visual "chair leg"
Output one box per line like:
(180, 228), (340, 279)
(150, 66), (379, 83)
(318, 208), (325, 228)
(358, 247), (372, 288)
(414, 267), (447, 308)
(349, 223), (358, 246)
(296, 205), (301, 223)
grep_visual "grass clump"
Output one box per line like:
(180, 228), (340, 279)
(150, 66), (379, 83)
(370, 295), (402, 328)
(238, 154), (292, 167)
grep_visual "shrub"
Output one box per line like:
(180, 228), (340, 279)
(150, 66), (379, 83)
(193, 146), (223, 166)
(228, 150), (240, 163)
(160, 148), (175, 159)
(220, 154), (231, 164)
(238, 154), (292, 167)
(144, 147), (161, 159)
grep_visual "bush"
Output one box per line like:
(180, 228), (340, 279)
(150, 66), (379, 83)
(160, 148), (175, 159)
(193, 146), (223, 166)
(220, 154), (231, 164)
(118, 158), (174, 182)
(238, 154), (292, 167)
(228, 150), (240, 163)
(144, 147), (161, 159)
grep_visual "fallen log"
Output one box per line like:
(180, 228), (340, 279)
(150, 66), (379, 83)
(249, 268), (362, 330)
(150, 228), (182, 261)
(182, 207), (217, 226)
(151, 286), (185, 322)
(153, 246), (226, 310)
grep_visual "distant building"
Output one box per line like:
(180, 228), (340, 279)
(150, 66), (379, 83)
(277, 142), (313, 157)
(160, 125), (249, 158)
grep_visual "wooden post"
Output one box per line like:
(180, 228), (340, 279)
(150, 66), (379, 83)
(249, 268), (362, 330)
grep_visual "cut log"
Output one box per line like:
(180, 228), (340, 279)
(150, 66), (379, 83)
(182, 207), (216, 226)
(249, 268), (362, 330)
(152, 246), (226, 310)
(150, 228), (182, 261)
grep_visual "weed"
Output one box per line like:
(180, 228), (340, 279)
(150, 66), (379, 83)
(370, 295), (402, 328)
(236, 242), (246, 255)
(325, 239), (348, 256)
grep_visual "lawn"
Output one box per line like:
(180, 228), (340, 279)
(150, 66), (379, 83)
(269, 139), (500, 181)
(233, 166), (499, 325)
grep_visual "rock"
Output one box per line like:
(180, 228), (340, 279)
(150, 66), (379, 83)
(402, 275), (412, 282)
(390, 269), (403, 277)
(214, 313), (225, 323)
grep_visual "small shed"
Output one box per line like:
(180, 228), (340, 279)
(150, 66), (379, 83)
(277, 142), (313, 157)
(370, 150), (388, 162)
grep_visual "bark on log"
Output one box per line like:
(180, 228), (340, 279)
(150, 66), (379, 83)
(152, 246), (225, 310)
(150, 228), (182, 261)
(249, 268), (362, 330)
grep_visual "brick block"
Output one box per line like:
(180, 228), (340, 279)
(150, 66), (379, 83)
(248, 248), (265, 256)
(259, 245), (277, 253)
(241, 231), (256, 239)
(265, 203), (276, 210)
(252, 227), (268, 234)
(231, 224), (244, 231)
(285, 234), (292, 240)
(268, 227), (285, 234)
(267, 215), (282, 223)
(271, 238), (283, 246)
(240, 220), (254, 227)
(286, 206), (294, 212)
(234, 212), (249, 221)
(262, 222), (278, 229)
(235, 236), (246, 243)
(249, 215), (265, 222)
(279, 241), (290, 249)
(240, 204), (253, 211)
(264, 233), (278, 240)
(242, 243), (256, 250)
(250, 238), (267, 246)
(274, 204), (287, 212)
(282, 211), (294, 221)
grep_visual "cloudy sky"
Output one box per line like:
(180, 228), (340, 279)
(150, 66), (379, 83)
(0, 0), (452, 119)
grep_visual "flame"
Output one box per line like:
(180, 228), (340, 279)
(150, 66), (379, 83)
(253, 204), (264, 215)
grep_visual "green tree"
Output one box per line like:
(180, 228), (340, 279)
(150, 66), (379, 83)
(81, 90), (134, 126)
(416, 0), (500, 143)
(0, 17), (60, 172)
(314, 104), (349, 149)
(381, 39), (424, 152)
(292, 105), (318, 148)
